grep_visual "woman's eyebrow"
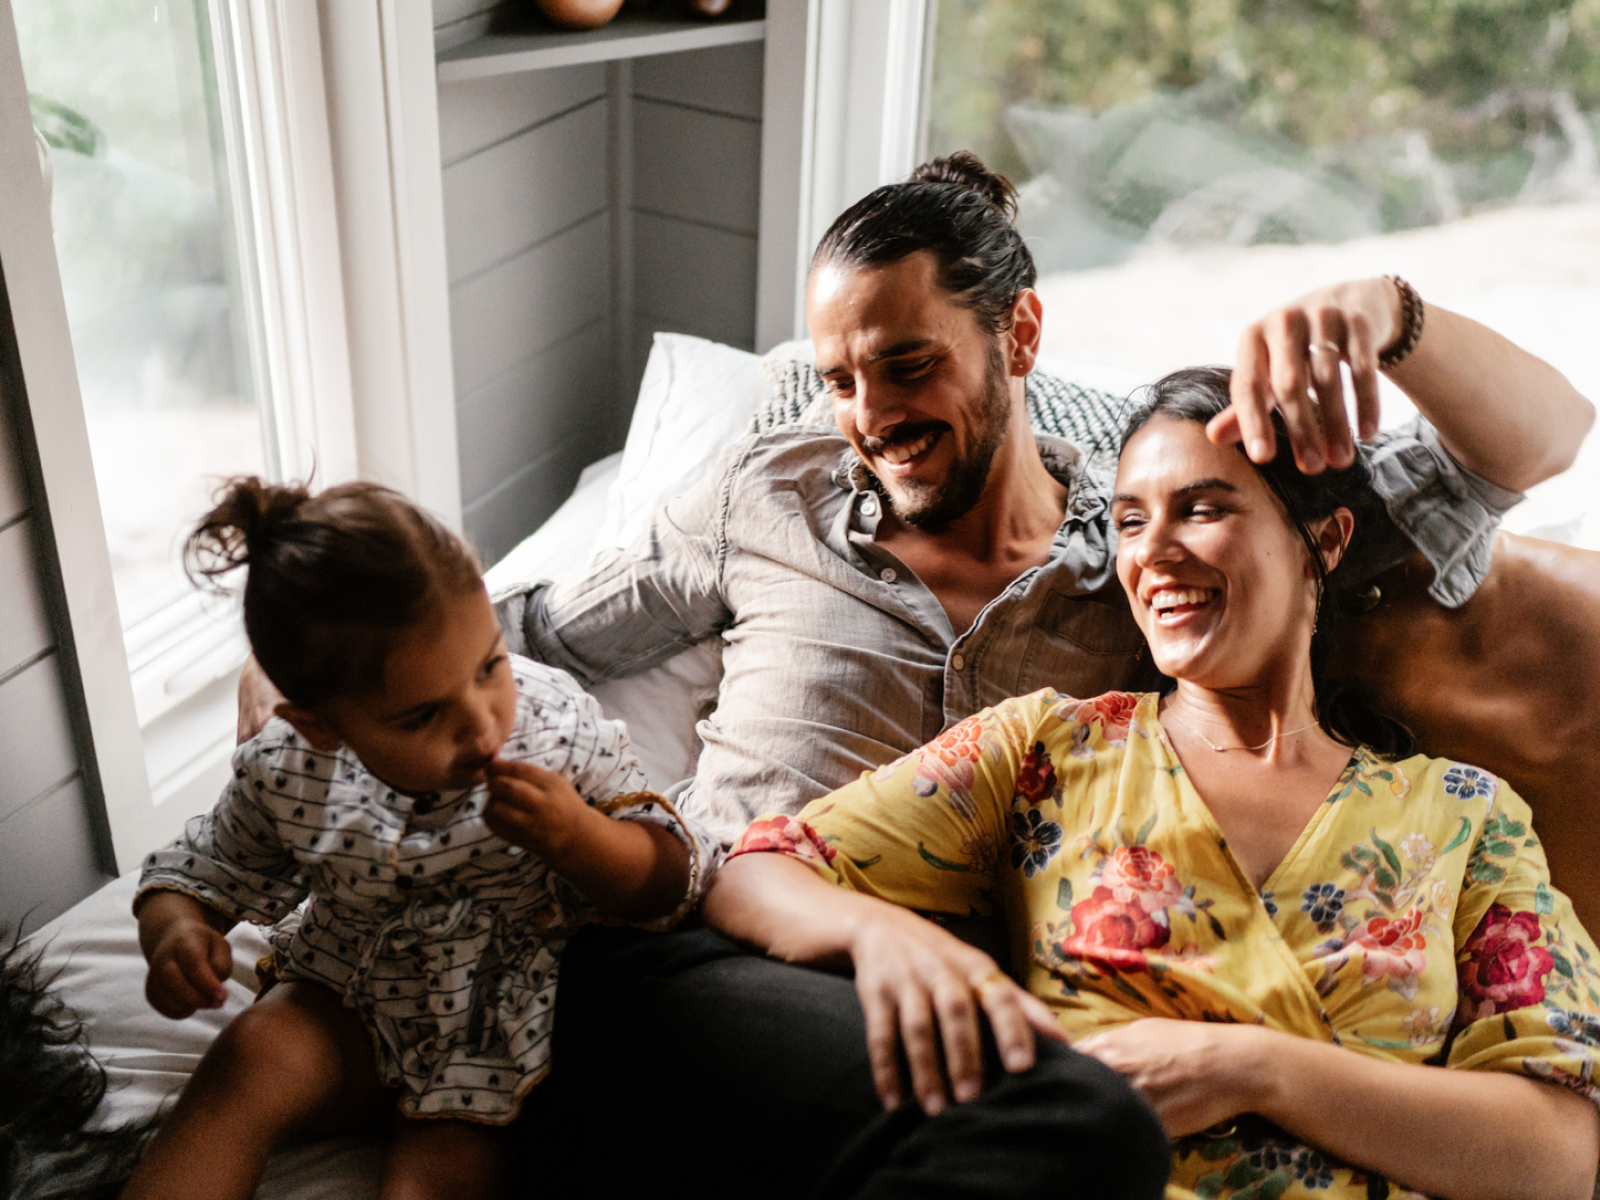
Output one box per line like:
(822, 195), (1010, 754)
(1174, 477), (1239, 496)
(1111, 477), (1240, 505)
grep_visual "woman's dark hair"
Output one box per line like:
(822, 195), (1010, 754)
(811, 151), (1036, 335)
(185, 478), (482, 709)
(1121, 367), (1415, 758)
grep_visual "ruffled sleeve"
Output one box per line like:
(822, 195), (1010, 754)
(1446, 780), (1600, 1110)
(727, 689), (1069, 919)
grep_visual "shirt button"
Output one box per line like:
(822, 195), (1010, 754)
(861, 497), (878, 517)
(951, 653), (966, 671)
(879, 567), (897, 583)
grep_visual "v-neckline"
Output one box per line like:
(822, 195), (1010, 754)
(1152, 707), (1365, 899)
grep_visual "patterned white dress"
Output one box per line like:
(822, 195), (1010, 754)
(138, 656), (714, 1123)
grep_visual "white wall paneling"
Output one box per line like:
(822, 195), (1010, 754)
(435, 6), (784, 559)
(0, 778), (109, 936)
(438, 62), (605, 165)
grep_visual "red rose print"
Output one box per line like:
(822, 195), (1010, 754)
(928, 716), (985, 767)
(1098, 845), (1184, 913)
(1059, 885), (1170, 971)
(1457, 902), (1555, 1020)
(730, 816), (838, 867)
(1349, 908), (1429, 988)
(1015, 741), (1058, 806)
(1065, 691), (1141, 742)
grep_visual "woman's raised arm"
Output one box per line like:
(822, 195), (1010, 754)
(1218, 276), (1594, 491)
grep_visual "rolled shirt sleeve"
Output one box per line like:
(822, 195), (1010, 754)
(1363, 417), (1525, 607)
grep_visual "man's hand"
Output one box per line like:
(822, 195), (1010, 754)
(1075, 1018), (1270, 1138)
(849, 904), (1064, 1115)
(1215, 277), (1403, 475)
(484, 759), (592, 859)
(237, 654), (284, 745)
(137, 891), (234, 1019)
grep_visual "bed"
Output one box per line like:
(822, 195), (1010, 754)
(19, 333), (1600, 1197)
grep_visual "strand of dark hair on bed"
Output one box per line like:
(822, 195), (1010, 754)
(0, 929), (156, 1200)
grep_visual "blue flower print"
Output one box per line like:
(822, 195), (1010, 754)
(1259, 889), (1279, 919)
(1300, 882), (1345, 931)
(1291, 1147), (1334, 1190)
(1549, 1008), (1600, 1047)
(1442, 764), (1498, 803)
(1009, 809), (1064, 878)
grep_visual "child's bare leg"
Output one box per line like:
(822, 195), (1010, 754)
(379, 1118), (508, 1200)
(122, 982), (386, 1200)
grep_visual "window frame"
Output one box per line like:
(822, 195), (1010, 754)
(0, 0), (459, 872)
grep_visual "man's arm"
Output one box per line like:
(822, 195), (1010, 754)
(1219, 275), (1594, 491)
(493, 442), (741, 685)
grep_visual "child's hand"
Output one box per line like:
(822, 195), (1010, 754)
(137, 891), (235, 1019)
(484, 758), (588, 856)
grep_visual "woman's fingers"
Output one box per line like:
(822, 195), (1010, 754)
(1305, 308), (1357, 469)
(896, 983), (949, 1114)
(932, 975), (985, 1103)
(975, 976), (1040, 1073)
(1225, 327), (1277, 462)
(859, 977), (907, 1111)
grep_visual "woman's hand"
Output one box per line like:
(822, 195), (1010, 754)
(1074, 1018), (1270, 1138)
(850, 905), (1064, 1114)
(1215, 277), (1399, 475)
(1216, 275), (1592, 491)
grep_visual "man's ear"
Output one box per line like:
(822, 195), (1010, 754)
(1005, 288), (1043, 378)
(1315, 507), (1357, 574)
(274, 702), (342, 752)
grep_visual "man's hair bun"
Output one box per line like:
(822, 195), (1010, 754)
(911, 151), (1018, 222)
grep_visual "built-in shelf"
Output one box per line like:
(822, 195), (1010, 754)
(437, 6), (766, 81)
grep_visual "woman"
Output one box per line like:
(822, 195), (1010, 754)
(705, 368), (1600, 1200)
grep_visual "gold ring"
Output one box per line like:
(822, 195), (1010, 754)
(1309, 340), (1342, 356)
(971, 969), (1009, 995)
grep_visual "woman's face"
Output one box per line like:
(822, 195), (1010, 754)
(1112, 415), (1332, 691)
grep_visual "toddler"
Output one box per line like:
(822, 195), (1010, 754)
(122, 478), (711, 1200)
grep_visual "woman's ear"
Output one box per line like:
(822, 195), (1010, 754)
(273, 702), (342, 752)
(1315, 507), (1357, 573)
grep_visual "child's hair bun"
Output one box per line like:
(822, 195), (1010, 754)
(185, 476), (311, 587)
(911, 150), (1018, 222)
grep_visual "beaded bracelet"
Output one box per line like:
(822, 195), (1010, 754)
(1378, 274), (1424, 370)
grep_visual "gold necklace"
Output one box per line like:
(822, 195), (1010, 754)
(1162, 705), (1320, 753)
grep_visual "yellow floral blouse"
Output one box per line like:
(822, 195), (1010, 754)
(730, 690), (1600, 1200)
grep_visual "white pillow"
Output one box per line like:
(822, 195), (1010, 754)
(596, 333), (766, 551)
(26, 872), (383, 1197)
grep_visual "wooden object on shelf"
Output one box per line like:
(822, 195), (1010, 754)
(536, 0), (625, 29)
(439, 0), (764, 80)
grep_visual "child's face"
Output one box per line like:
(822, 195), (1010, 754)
(313, 585), (518, 796)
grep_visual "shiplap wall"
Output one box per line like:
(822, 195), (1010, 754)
(0, 290), (113, 935)
(433, 4), (764, 564)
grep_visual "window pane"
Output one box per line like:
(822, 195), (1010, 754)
(15, 0), (265, 628)
(929, 1), (1600, 546)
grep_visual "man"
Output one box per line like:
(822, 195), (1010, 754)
(241, 155), (1589, 1196)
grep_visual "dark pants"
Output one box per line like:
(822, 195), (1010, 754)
(511, 925), (1170, 1199)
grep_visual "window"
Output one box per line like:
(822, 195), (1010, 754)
(926, 0), (1600, 547)
(8, 0), (361, 865)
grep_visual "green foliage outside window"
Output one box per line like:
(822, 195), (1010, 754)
(929, 0), (1600, 267)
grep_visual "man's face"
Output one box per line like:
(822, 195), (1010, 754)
(808, 252), (1021, 528)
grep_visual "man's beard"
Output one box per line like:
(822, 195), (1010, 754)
(864, 345), (1012, 529)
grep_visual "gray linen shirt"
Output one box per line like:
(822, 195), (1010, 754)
(496, 420), (1520, 846)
